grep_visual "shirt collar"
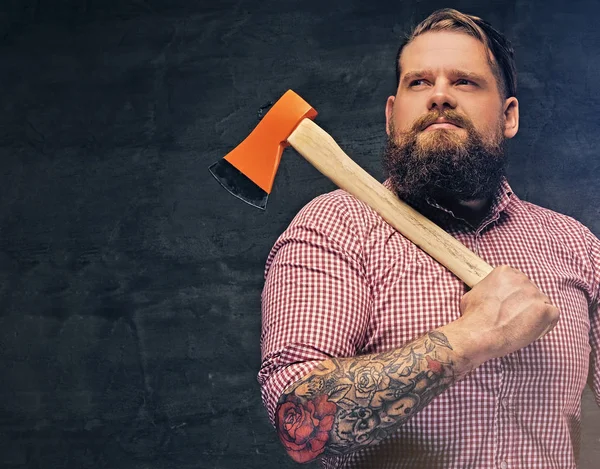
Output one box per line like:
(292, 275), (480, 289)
(383, 177), (515, 230)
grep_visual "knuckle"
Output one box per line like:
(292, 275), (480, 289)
(544, 304), (560, 322)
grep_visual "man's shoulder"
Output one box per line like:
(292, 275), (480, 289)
(514, 197), (597, 246)
(292, 188), (383, 231)
(517, 197), (584, 228)
(265, 189), (386, 272)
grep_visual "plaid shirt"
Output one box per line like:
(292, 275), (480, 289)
(258, 179), (600, 468)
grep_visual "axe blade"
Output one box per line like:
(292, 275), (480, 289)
(209, 90), (317, 210)
(209, 158), (268, 210)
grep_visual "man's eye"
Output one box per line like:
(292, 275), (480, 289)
(456, 79), (475, 86)
(409, 79), (426, 87)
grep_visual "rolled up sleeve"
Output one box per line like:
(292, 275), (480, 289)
(588, 229), (600, 407)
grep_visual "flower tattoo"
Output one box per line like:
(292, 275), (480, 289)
(352, 363), (390, 398)
(276, 394), (337, 463)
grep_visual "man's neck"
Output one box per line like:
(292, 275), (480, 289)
(443, 197), (492, 227)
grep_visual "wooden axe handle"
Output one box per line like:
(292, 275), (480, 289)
(287, 118), (494, 288)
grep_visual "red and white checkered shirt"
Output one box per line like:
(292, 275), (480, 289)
(258, 178), (600, 468)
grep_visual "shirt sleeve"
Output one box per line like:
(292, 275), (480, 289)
(587, 228), (600, 407)
(257, 192), (373, 425)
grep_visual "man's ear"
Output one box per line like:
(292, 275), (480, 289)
(503, 97), (519, 139)
(385, 95), (396, 136)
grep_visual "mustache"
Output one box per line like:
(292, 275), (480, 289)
(412, 109), (473, 132)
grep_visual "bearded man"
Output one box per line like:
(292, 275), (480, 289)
(258, 8), (600, 468)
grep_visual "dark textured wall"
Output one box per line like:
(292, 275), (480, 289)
(1, 1), (599, 468)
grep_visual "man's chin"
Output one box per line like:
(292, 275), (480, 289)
(415, 129), (467, 153)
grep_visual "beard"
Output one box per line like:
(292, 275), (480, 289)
(384, 109), (506, 205)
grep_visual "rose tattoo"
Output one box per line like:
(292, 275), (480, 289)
(276, 394), (337, 463)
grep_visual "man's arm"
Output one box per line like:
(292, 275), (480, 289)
(274, 266), (559, 463)
(587, 229), (600, 406)
(590, 305), (599, 402)
(274, 327), (467, 463)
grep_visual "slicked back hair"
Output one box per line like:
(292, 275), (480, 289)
(395, 9), (517, 99)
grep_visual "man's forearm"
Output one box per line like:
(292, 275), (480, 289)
(275, 326), (475, 463)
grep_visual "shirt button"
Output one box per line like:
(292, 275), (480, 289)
(500, 461), (508, 469)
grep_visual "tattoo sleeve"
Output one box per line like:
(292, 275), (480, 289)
(274, 330), (465, 463)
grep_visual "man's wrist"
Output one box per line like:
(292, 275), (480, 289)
(438, 320), (487, 379)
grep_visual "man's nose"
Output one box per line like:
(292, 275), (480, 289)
(427, 82), (457, 110)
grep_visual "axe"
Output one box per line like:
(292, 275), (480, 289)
(209, 90), (492, 287)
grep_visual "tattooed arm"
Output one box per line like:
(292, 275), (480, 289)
(274, 325), (474, 463)
(274, 265), (560, 463)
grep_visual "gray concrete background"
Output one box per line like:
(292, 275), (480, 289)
(0, 1), (599, 468)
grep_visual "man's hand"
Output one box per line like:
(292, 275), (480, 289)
(445, 265), (560, 370)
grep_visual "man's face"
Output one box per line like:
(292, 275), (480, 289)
(384, 31), (519, 203)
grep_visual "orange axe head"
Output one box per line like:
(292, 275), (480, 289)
(209, 90), (317, 209)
